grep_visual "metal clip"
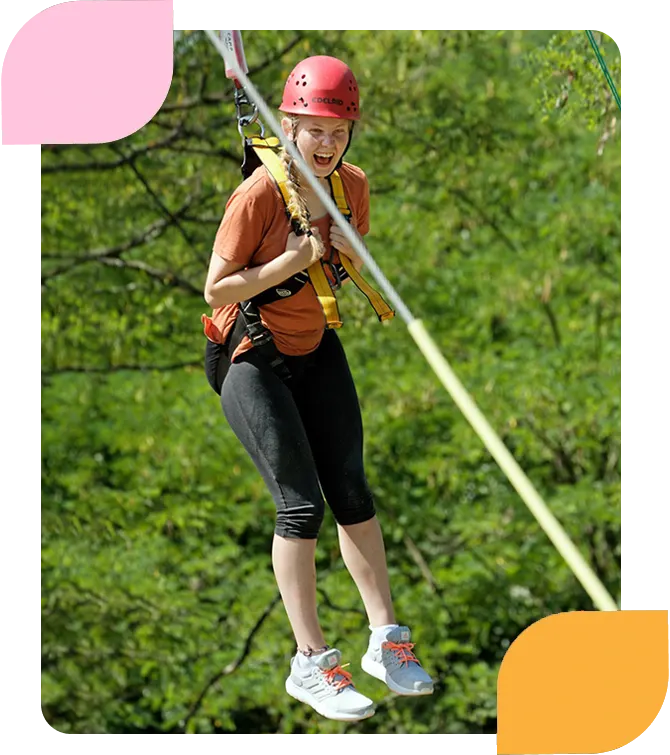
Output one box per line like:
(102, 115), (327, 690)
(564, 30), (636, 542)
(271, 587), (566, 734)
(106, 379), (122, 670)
(327, 261), (342, 292)
(234, 88), (265, 138)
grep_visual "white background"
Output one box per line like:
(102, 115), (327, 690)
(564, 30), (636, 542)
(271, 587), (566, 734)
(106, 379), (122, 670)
(0, 0), (46, 751)
(0, 0), (668, 752)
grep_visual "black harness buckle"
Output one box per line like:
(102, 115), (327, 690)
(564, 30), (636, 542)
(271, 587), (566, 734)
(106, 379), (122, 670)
(246, 322), (273, 348)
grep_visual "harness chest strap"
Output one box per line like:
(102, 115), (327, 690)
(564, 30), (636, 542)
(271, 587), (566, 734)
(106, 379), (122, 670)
(248, 136), (394, 325)
(329, 171), (394, 322)
(306, 260), (343, 328)
(248, 137), (340, 327)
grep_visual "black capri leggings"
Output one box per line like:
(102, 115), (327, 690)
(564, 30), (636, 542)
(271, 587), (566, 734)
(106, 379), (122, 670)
(205, 329), (376, 539)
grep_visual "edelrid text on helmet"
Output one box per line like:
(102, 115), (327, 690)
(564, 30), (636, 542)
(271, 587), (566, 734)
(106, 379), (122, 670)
(280, 56), (360, 120)
(313, 97), (344, 106)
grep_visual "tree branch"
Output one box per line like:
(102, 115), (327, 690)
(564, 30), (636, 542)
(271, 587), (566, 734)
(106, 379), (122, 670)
(42, 360), (201, 378)
(96, 255), (202, 296)
(540, 274), (562, 347)
(523, 413), (580, 484)
(162, 33), (304, 115)
(451, 188), (521, 256)
(247, 35), (305, 78)
(108, 142), (198, 249)
(403, 534), (441, 595)
(42, 193), (204, 285)
(541, 300), (562, 347)
(181, 592), (282, 730)
(41, 129), (184, 175)
(316, 586), (366, 616)
(180, 213), (223, 225)
(161, 144), (241, 162)
(159, 92), (230, 113)
(375, 115), (524, 258)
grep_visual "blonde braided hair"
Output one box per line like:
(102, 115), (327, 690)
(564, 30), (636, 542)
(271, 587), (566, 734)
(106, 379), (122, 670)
(280, 115), (325, 259)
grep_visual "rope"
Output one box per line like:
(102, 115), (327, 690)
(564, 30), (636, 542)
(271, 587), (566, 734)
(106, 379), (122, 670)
(205, 30), (619, 613)
(585, 31), (621, 110)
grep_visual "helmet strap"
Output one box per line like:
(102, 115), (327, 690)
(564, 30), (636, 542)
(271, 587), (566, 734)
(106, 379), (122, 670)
(329, 122), (355, 176)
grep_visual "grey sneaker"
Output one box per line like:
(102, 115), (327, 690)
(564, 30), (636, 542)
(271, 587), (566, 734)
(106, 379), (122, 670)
(361, 625), (434, 696)
(285, 647), (375, 721)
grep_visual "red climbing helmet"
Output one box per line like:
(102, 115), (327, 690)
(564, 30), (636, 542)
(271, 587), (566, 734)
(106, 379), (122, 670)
(280, 56), (360, 120)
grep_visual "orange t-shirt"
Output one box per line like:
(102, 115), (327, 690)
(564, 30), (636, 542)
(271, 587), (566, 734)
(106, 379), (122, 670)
(201, 161), (370, 360)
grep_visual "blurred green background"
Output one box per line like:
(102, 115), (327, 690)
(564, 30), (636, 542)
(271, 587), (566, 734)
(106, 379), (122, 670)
(41, 30), (620, 733)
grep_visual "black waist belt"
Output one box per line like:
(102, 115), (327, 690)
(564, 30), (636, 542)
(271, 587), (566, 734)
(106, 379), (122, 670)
(237, 300), (292, 383)
(206, 302), (290, 395)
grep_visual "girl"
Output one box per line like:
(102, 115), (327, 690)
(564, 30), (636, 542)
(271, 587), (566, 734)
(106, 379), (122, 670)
(202, 56), (433, 722)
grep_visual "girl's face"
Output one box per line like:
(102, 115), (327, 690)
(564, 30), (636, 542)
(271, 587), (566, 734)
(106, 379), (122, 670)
(284, 116), (352, 178)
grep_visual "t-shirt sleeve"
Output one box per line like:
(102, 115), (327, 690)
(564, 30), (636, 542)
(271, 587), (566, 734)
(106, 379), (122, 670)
(356, 171), (371, 237)
(212, 178), (273, 265)
(341, 164), (370, 237)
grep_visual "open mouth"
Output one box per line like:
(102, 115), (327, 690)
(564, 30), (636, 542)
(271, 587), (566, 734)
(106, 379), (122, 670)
(314, 152), (335, 168)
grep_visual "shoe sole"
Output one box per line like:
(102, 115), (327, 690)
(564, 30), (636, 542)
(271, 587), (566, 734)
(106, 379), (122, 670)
(361, 653), (434, 696)
(285, 678), (376, 722)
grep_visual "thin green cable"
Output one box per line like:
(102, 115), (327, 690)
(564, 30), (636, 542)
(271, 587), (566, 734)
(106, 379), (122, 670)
(585, 30), (621, 110)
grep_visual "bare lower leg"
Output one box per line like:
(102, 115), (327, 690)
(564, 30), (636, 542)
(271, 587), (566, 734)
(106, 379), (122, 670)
(272, 534), (327, 652)
(337, 516), (396, 627)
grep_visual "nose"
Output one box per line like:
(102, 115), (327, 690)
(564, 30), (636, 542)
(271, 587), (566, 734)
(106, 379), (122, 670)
(320, 133), (335, 147)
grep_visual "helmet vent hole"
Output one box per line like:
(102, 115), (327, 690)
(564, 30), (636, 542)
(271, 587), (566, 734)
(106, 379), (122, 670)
(302, 82), (307, 86)
(301, 74), (306, 79)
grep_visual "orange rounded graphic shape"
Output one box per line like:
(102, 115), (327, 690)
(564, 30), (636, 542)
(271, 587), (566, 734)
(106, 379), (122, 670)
(498, 610), (668, 754)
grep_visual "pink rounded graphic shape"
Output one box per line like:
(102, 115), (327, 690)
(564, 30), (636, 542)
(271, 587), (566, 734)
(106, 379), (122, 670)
(2, 1), (174, 144)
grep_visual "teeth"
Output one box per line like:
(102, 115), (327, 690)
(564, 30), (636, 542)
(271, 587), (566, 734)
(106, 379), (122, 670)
(316, 153), (333, 158)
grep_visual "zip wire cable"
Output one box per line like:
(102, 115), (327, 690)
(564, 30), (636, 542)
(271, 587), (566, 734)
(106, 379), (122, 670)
(585, 30), (621, 110)
(205, 30), (619, 613)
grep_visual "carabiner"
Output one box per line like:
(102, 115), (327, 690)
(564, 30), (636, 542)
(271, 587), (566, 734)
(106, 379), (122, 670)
(237, 110), (257, 136)
(327, 261), (342, 292)
(238, 115), (265, 139)
(234, 88), (261, 135)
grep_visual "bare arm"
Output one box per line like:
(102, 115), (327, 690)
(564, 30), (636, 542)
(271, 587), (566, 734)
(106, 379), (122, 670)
(203, 230), (324, 308)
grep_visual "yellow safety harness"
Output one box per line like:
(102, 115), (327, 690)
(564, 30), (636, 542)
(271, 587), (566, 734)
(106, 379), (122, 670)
(247, 135), (395, 328)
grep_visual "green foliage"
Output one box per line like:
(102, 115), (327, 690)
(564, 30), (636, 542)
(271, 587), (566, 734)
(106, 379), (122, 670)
(526, 31), (620, 135)
(41, 30), (620, 734)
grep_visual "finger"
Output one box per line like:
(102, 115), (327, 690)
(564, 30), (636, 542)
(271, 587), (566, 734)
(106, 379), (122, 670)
(332, 232), (353, 248)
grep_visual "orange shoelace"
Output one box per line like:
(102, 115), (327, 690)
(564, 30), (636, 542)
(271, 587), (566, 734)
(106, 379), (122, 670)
(322, 662), (353, 690)
(383, 640), (419, 667)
